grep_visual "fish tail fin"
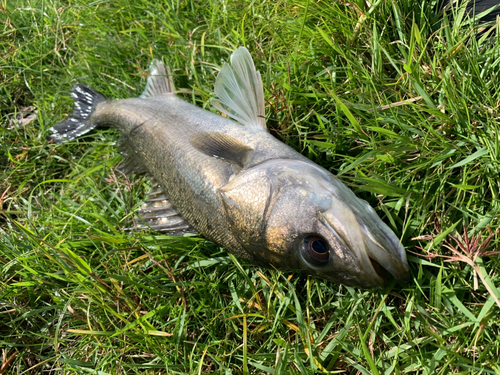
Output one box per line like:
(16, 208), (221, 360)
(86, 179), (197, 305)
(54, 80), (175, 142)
(47, 83), (107, 143)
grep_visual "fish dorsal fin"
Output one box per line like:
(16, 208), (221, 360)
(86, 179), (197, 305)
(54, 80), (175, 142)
(191, 132), (253, 168)
(210, 47), (266, 130)
(140, 59), (175, 98)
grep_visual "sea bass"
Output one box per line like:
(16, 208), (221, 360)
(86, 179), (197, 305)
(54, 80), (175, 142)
(49, 47), (410, 288)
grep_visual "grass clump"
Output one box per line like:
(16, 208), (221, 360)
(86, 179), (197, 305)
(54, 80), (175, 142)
(1, 0), (500, 373)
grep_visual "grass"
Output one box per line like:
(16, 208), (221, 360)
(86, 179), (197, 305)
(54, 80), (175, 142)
(1, 0), (500, 373)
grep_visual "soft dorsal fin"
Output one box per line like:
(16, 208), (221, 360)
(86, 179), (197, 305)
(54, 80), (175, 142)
(210, 47), (267, 130)
(140, 59), (175, 98)
(191, 132), (253, 168)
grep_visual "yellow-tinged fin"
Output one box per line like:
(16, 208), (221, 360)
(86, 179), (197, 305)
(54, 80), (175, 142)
(210, 47), (266, 130)
(140, 59), (175, 98)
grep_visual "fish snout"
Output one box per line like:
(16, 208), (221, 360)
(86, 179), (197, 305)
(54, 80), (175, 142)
(360, 221), (411, 284)
(322, 204), (410, 288)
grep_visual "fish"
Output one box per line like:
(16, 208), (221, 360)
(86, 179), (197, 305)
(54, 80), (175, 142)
(48, 47), (410, 289)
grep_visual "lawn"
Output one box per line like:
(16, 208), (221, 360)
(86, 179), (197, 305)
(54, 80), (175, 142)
(1, 0), (500, 373)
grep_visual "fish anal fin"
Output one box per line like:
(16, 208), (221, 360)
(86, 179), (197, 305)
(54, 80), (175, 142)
(191, 132), (253, 169)
(117, 139), (148, 175)
(126, 181), (197, 235)
(118, 154), (148, 175)
(140, 59), (175, 98)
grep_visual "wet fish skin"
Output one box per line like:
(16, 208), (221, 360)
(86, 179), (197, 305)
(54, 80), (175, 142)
(48, 48), (410, 288)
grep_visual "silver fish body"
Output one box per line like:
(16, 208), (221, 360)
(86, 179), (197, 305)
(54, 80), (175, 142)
(49, 48), (410, 288)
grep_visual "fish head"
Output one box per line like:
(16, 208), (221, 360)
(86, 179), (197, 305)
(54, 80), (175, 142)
(220, 159), (410, 288)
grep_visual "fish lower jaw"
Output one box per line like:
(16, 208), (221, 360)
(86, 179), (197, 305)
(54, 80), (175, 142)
(359, 245), (411, 290)
(355, 246), (409, 288)
(356, 256), (386, 289)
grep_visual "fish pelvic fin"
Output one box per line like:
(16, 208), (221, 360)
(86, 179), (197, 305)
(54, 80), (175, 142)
(210, 47), (267, 130)
(47, 84), (106, 143)
(140, 59), (175, 98)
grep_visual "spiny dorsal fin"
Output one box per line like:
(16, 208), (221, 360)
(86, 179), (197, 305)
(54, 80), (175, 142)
(191, 132), (253, 168)
(210, 47), (266, 130)
(140, 59), (175, 98)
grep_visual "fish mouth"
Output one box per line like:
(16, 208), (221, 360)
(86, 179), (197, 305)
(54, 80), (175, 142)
(322, 210), (410, 288)
(355, 238), (409, 288)
(355, 232), (410, 288)
(357, 252), (387, 288)
(361, 221), (410, 286)
(363, 252), (407, 288)
(369, 257), (387, 282)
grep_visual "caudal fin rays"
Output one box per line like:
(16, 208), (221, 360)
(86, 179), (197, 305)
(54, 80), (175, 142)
(47, 84), (107, 143)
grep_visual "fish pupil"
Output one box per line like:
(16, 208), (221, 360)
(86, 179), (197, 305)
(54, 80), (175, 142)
(303, 235), (329, 265)
(310, 238), (328, 254)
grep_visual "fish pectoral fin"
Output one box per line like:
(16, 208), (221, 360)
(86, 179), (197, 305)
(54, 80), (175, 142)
(210, 47), (267, 130)
(190, 132), (253, 169)
(126, 181), (197, 235)
(140, 59), (175, 98)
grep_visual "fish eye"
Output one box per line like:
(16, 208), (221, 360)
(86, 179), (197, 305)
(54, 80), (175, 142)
(302, 235), (329, 265)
